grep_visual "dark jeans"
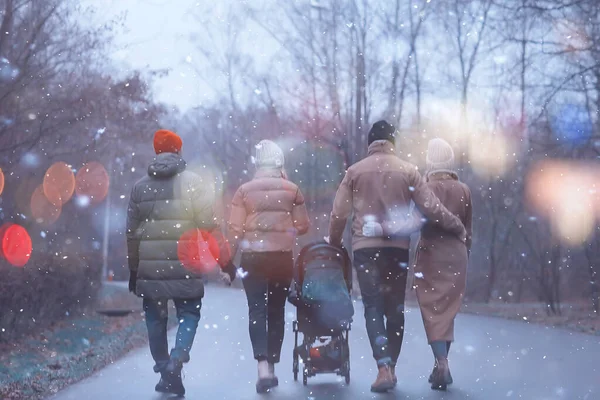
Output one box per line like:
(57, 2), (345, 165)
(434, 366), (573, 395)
(143, 297), (202, 372)
(241, 251), (293, 364)
(354, 247), (409, 367)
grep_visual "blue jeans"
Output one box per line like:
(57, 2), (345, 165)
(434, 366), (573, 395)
(143, 297), (202, 372)
(354, 248), (408, 367)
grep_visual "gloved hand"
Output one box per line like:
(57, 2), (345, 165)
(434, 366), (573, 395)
(222, 261), (236, 284)
(128, 272), (137, 294)
(220, 271), (232, 286)
(362, 221), (383, 237)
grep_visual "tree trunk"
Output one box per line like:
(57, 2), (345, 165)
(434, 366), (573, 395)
(585, 241), (600, 315)
(0, 0), (14, 56)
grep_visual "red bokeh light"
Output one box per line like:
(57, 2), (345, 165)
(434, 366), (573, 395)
(0, 223), (33, 267)
(44, 162), (75, 205)
(177, 229), (221, 274)
(75, 161), (110, 204)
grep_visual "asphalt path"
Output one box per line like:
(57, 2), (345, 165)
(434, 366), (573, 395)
(49, 285), (600, 400)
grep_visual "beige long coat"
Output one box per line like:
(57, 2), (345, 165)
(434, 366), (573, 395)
(414, 172), (472, 343)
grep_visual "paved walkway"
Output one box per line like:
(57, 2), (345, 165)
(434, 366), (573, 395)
(50, 286), (600, 400)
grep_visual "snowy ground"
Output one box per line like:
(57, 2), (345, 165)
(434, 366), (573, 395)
(49, 286), (600, 400)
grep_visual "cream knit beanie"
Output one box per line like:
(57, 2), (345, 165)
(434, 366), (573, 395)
(254, 140), (284, 168)
(426, 138), (455, 172)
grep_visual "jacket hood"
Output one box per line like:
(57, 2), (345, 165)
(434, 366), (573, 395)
(148, 152), (187, 179)
(254, 167), (285, 179)
(367, 140), (396, 156)
(427, 170), (459, 182)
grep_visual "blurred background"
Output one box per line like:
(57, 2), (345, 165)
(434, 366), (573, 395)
(0, 0), (599, 352)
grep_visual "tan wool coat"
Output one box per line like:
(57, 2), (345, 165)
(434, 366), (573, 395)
(414, 171), (472, 343)
(228, 168), (310, 255)
(329, 141), (466, 251)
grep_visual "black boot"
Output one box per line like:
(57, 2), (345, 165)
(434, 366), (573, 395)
(155, 372), (171, 394)
(430, 358), (452, 391)
(164, 359), (186, 396)
(428, 363), (437, 383)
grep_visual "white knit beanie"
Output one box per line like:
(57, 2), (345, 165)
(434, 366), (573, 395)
(426, 138), (455, 172)
(254, 140), (284, 168)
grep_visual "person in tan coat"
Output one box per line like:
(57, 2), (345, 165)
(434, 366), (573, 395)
(414, 138), (472, 390)
(380, 138), (472, 391)
(328, 121), (467, 393)
(227, 139), (310, 393)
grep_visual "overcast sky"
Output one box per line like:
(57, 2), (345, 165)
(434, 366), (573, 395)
(90, 0), (215, 111)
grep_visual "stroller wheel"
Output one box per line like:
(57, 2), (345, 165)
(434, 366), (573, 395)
(345, 370), (350, 384)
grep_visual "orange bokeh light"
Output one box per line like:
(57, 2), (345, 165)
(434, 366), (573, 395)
(44, 162), (75, 205)
(177, 229), (221, 274)
(0, 167), (4, 196)
(75, 162), (110, 204)
(525, 159), (599, 245)
(0, 223), (33, 267)
(30, 184), (62, 225)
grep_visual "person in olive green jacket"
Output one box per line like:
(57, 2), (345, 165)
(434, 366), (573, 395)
(126, 129), (235, 397)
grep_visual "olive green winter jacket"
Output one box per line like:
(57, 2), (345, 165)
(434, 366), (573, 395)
(126, 152), (226, 299)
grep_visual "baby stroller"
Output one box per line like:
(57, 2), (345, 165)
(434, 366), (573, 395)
(288, 242), (354, 385)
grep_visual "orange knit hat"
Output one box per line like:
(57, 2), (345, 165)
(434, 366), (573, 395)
(153, 129), (183, 154)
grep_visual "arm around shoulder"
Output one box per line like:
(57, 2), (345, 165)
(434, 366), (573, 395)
(409, 168), (466, 240)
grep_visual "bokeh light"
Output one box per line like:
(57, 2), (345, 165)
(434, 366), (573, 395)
(525, 160), (599, 245)
(0, 223), (32, 267)
(551, 104), (593, 145)
(468, 132), (516, 178)
(553, 19), (590, 55)
(0, 167), (4, 196)
(177, 229), (221, 274)
(14, 178), (39, 215)
(30, 184), (62, 225)
(75, 161), (110, 204)
(416, 99), (520, 178)
(44, 162), (75, 205)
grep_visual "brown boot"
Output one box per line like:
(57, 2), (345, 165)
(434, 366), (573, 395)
(430, 358), (452, 391)
(370, 364), (395, 393)
(390, 364), (397, 386)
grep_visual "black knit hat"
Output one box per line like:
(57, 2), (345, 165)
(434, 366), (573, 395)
(368, 120), (396, 146)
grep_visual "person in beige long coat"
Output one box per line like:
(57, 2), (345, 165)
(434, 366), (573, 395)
(413, 138), (472, 390)
(227, 139), (310, 393)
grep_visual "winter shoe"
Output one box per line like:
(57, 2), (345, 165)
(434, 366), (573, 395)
(154, 374), (171, 394)
(429, 362), (453, 384)
(370, 364), (395, 393)
(164, 359), (185, 396)
(428, 363), (437, 383)
(268, 362), (279, 387)
(430, 358), (452, 391)
(256, 360), (276, 393)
